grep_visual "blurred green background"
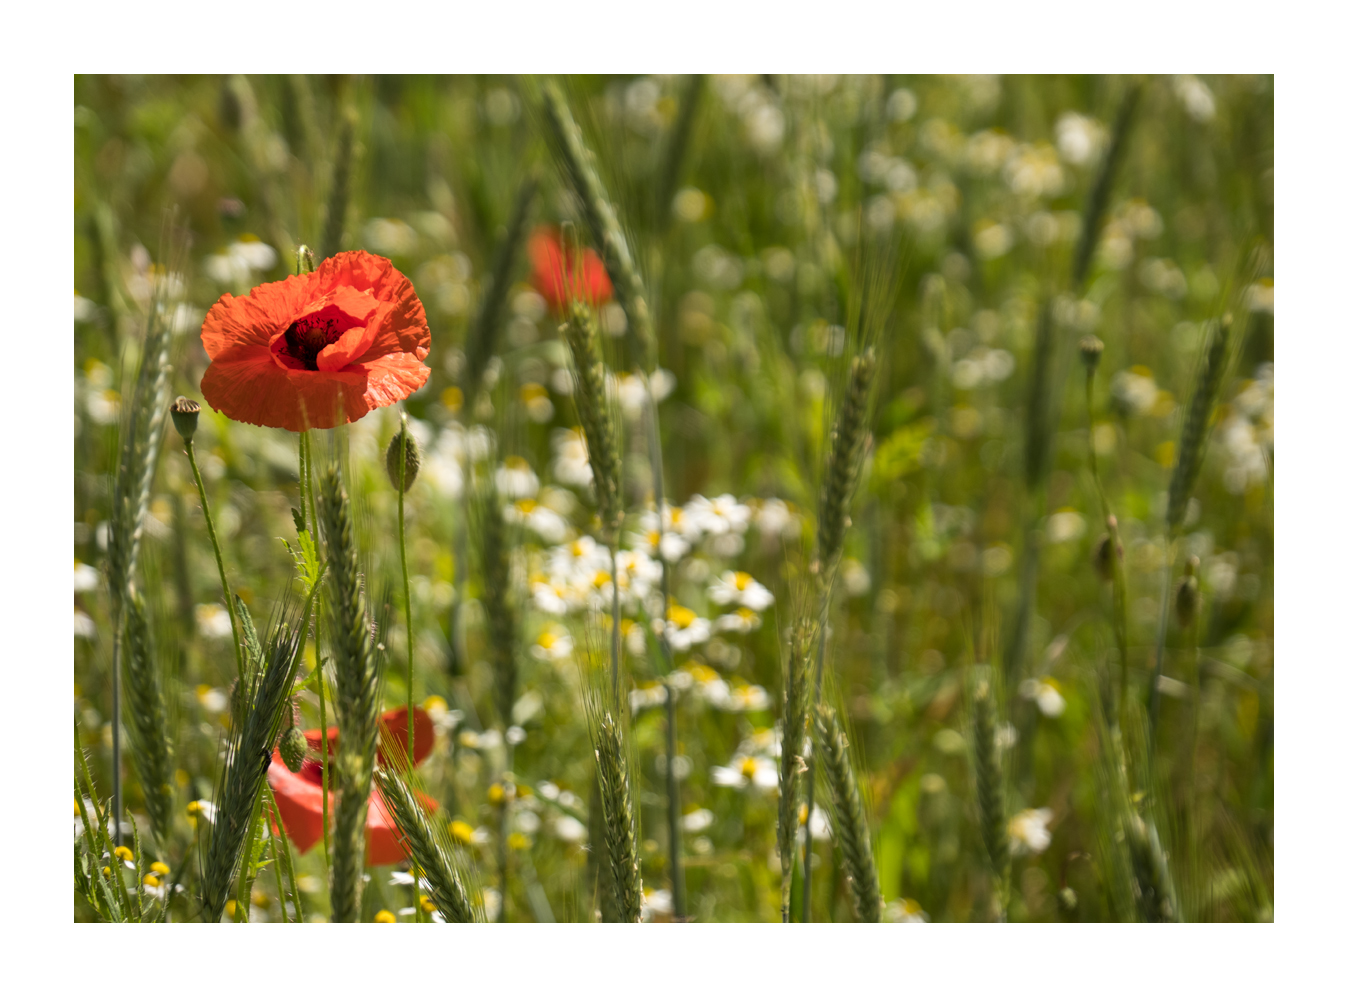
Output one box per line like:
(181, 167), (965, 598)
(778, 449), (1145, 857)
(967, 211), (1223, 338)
(74, 74), (1272, 922)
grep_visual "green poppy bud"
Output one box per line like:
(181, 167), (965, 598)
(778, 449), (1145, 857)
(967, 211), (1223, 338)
(279, 724), (309, 773)
(170, 397), (201, 442)
(385, 428), (421, 492)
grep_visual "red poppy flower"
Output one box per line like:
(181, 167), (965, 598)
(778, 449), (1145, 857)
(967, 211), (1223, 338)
(527, 227), (613, 314)
(200, 251), (431, 432)
(267, 704), (437, 866)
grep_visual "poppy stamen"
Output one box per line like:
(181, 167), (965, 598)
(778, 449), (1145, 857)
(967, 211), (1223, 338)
(282, 314), (345, 370)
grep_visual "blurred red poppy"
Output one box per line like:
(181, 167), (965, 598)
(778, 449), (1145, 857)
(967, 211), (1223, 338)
(527, 227), (613, 313)
(267, 704), (436, 866)
(200, 251), (431, 432)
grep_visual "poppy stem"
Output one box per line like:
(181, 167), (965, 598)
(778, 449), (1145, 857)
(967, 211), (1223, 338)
(183, 438), (246, 681)
(395, 412), (418, 919)
(301, 430), (332, 868)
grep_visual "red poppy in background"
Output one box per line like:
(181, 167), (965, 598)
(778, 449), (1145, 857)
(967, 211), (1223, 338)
(200, 251), (431, 432)
(267, 704), (436, 866)
(528, 227), (613, 313)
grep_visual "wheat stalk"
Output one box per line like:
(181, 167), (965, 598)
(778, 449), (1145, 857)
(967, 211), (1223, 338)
(318, 464), (383, 922)
(776, 620), (816, 921)
(201, 618), (304, 922)
(474, 470), (518, 731)
(465, 170), (539, 411)
(319, 105), (357, 261)
(540, 80), (656, 371)
(815, 347), (877, 585)
(591, 709), (643, 923)
(971, 672), (1010, 919)
(814, 702), (881, 922)
(121, 592), (174, 841)
(1072, 83), (1142, 290)
(560, 301), (623, 545)
(374, 764), (480, 923)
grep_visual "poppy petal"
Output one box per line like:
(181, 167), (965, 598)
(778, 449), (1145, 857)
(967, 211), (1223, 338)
(202, 353), (371, 432)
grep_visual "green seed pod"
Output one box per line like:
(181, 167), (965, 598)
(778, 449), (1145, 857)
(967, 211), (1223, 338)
(170, 397), (200, 442)
(385, 429), (420, 492)
(1078, 335), (1104, 371)
(280, 724), (309, 773)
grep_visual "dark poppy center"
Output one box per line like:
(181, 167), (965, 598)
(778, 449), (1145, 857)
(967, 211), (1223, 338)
(280, 313), (344, 370)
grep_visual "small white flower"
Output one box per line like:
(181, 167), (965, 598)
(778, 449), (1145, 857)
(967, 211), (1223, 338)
(629, 682), (668, 713)
(711, 753), (778, 792)
(641, 888), (674, 921)
(686, 494), (753, 536)
(74, 610), (97, 640)
(708, 570), (775, 611)
(658, 605), (712, 651)
(504, 498), (569, 544)
(795, 805), (830, 845)
(551, 429), (593, 488)
(681, 808), (715, 833)
(551, 815), (587, 843)
(714, 608), (761, 634)
(1008, 807), (1053, 856)
(841, 559), (871, 597)
(1046, 510), (1086, 544)
(1055, 111), (1107, 167)
(883, 898), (929, 923)
(707, 681), (770, 713)
(74, 561), (100, 592)
(753, 498), (797, 538)
(530, 624), (573, 662)
(1019, 678), (1066, 718)
(496, 457), (539, 500)
(195, 603), (233, 639)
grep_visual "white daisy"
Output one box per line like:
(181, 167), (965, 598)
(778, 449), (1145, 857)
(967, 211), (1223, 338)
(1008, 807), (1053, 856)
(496, 456), (539, 499)
(708, 570), (775, 611)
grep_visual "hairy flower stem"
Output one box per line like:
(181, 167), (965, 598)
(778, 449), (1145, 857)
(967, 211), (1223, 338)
(394, 415), (419, 917)
(799, 625), (827, 921)
(301, 431), (331, 865)
(662, 679), (684, 918)
(1085, 366), (1130, 725)
(111, 634), (122, 846)
(184, 438), (245, 680)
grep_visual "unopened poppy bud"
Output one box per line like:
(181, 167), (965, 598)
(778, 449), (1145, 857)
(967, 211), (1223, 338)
(279, 724), (308, 773)
(295, 244), (316, 275)
(385, 428), (421, 492)
(170, 397), (201, 442)
(1078, 335), (1104, 371)
(1175, 556), (1200, 628)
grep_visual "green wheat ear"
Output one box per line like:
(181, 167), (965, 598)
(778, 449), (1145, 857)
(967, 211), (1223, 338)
(318, 464), (383, 922)
(776, 620), (816, 921)
(201, 616), (305, 923)
(971, 671), (1009, 919)
(592, 710), (643, 923)
(121, 593), (174, 841)
(464, 170), (538, 413)
(814, 702), (881, 922)
(540, 79), (656, 371)
(473, 469), (518, 731)
(374, 749), (481, 923)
